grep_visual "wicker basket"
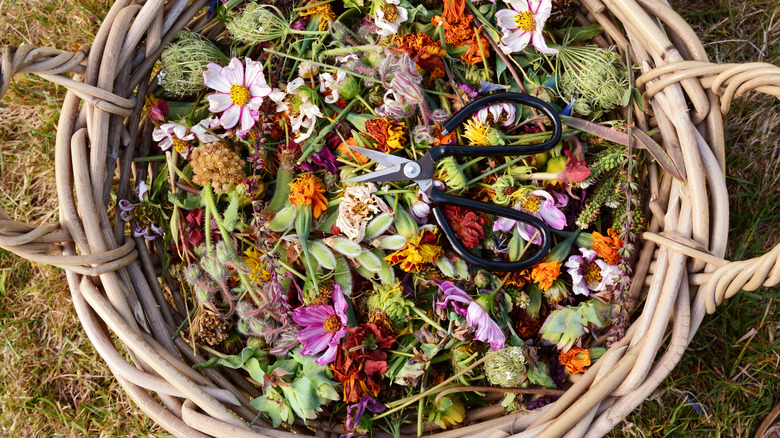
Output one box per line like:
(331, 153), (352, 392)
(2, 0), (780, 436)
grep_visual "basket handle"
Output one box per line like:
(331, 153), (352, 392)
(643, 232), (780, 314)
(0, 44), (137, 273)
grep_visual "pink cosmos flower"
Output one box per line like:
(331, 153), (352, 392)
(495, 0), (558, 55)
(493, 189), (566, 244)
(292, 285), (349, 365)
(564, 248), (620, 296)
(436, 282), (505, 350)
(203, 57), (272, 136)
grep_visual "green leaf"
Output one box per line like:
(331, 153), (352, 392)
(334, 256), (353, 296)
(309, 240), (337, 270)
(374, 234), (407, 250)
(632, 87), (644, 111)
(564, 24), (604, 41)
(527, 363), (557, 389)
(496, 57), (507, 81)
(167, 191), (203, 210)
(345, 113), (372, 133)
(356, 250), (382, 273)
(268, 203), (297, 232)
(508, 227), (524, 262)
(363, 212), (395, 241)
(622, 87), (632, 107)
(372, 248), (394, 284)
(222, 191), (240, 232)
(435, 256), (455, 278)
(323, 236), (363, 258)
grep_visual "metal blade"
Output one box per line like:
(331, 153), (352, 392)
(346, 145), (411, 168)
(343, 165), (407, 184)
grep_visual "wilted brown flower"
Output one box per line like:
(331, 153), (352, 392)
(190, 142), (247, 194)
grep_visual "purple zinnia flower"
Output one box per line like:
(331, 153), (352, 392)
(436, 282), (505, 350)
(343, 396), (386, 435)
(299, 144), (338, 174)
(493, 189), (566, 245)
(564, 248), (620, 296)
(292, 285), (349, 365)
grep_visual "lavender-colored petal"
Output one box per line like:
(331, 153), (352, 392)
(315, 343), (339, 366)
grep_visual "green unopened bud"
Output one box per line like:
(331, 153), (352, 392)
(393, 200), (419, 239)
(183, 263), (203, 286)
(545, 155), (567, 173)
(195, 287), (212, 304)
(335, 75), (361, 100)
(543, 279), (570, 305)
(237, 319), (252, 335)
(484, 346), (527, 387)
(436, 156), (467, 193)
(201, 253), (228, 281)
(474, 270), (492, 289)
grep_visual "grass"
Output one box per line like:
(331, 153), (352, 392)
(0, 0), (778, 437)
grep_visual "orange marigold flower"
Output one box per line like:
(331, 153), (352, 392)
(365, 117), (407, 153)
(592, 229), (623, 265)
(392, 33), (447, 78)
(336, 137), (369, 164)
(461, 36), (489, 65)
(531, 261), (562, 291)
(559, 346), (591, 374)
(288, 173), (328, 218)
(385, 228), (443, 272)
(432, 0), (473, 46)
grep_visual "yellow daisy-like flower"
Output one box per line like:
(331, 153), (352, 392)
(243, 247), (271, 282)
(385, 228), (443, 272)
(462, 118), (504, 146)
(298, 3), (336, 31)
(288, 173), (328, 218)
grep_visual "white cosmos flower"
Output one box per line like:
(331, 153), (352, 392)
(269, 78), (324, 143)
(190, 116), (225, 143)
(373, 0), (409, 37)
(495, 0), (558, 55)
(202, 57), (272, 136)
(152, 122), (194, 157)
(319, 71), (346, 104)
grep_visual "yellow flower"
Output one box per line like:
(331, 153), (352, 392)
(531, 261), (562, 291)
(385, 228), (443, 272)
(462, 118), (503, 146)
(288, 173), (328, 218)
(365, 117), (407, 152)
(298, 2), (335, 31)
(243, 247), (271, 282)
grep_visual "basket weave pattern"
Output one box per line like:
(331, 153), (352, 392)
(1, 0), (780, 436)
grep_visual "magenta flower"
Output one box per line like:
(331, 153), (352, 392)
(493, 189), (566, 244)
(436, 282), (505, 350)
(292, 285), (349, 365)
(203, 57), (272, 136)
(564, 248), (620, 296)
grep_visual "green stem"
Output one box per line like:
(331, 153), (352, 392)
(266, 49), (381, 84)
(288, 29), (329, 35)
(133, 155), (166, 162)
(410, 307), (447, 333)
(462, 155), (527, 187)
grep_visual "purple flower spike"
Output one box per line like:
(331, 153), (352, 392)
(292, 285), (349, 366)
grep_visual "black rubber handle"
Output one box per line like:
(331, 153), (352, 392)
(432, 92), (563, 161)
(429, 188), (551, 271)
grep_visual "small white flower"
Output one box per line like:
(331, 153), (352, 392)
(270, 78), (324, 143)
(319, 71), (346, 104)
(190, 116), (225, 143)
(495, 0), (558, 55)
(372, 0), (409, 37)
(152, 122), (194, 156)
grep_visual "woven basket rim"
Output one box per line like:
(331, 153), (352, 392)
(2, 0), (780, 436)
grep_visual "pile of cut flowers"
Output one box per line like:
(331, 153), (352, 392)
(126, 0), (680, 434)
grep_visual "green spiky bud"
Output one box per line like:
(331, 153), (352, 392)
(367, 281), (413, 328)
(491, 175), (517, 206)
(159, 30), (230, 97)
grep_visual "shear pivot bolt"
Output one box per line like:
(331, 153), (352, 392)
(404, 163), (421, 178)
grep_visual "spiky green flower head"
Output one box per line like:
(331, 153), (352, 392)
(557, 45), (629, 116)
(366, 281), (414, 328)
(492, 175), (518, 206)
(226, 3), (290, 44)
(159, 30), (229, 97)
(484, 346), (527, 387)
(435, 156), (467, 193)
